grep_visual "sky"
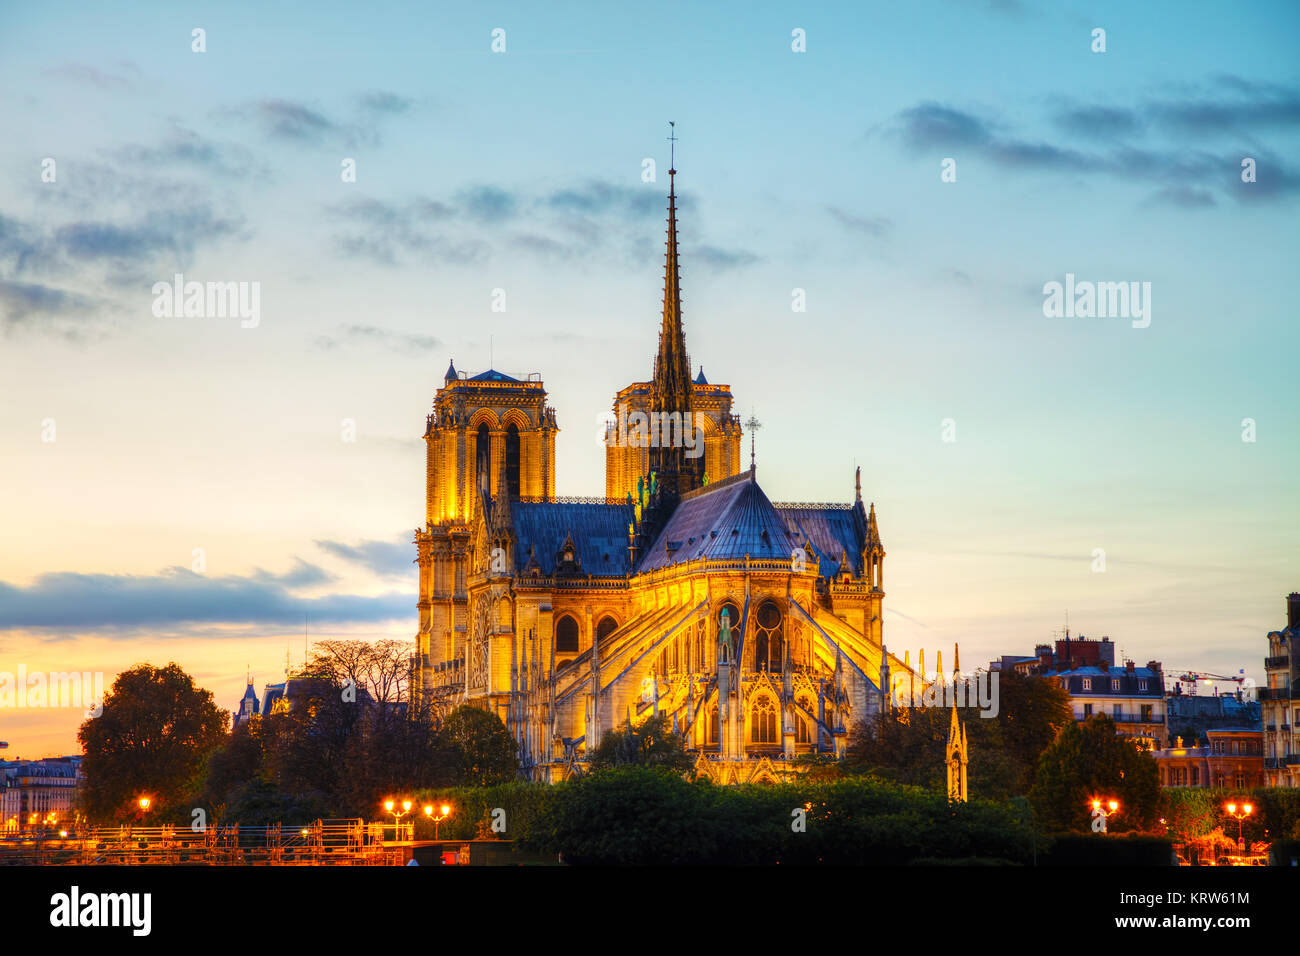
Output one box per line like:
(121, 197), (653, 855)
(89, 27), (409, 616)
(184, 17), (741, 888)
(1, 0), (1297, 756)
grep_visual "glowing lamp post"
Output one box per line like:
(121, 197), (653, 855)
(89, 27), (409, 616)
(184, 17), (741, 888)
(424, 803), (452, 841)
(1090, 798), (1119, 834)
(1225, 802), (1253, 851)
(384, 799), (414, 841)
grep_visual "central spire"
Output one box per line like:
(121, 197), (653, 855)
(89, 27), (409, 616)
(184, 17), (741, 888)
(649, 123), (699, 495)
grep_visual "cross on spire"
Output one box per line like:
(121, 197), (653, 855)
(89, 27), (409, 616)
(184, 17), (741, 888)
(745, 411), (762, 468)
(667, 120), (678, 174)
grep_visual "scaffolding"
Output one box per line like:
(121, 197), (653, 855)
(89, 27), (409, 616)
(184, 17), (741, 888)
(0, 819), (408, 866)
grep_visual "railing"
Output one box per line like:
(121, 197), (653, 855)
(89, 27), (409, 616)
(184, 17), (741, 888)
(1265, 655), (1290, 669)
(0, 818), (401, 866)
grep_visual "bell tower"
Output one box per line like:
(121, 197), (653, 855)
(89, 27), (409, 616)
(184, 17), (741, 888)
(415, 363), (558, 702)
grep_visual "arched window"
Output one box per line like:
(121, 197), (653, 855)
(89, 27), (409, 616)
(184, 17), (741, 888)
(796, 699), (812, 744)
(596, 615), (618, 648)
(754, 601), (782, 672)
(555, 615), (579, 653)
(475, 423), (491, 495)
(505, 423), (521, 498)
(707, 705), (719, 745)
(751, 696), (777, 744)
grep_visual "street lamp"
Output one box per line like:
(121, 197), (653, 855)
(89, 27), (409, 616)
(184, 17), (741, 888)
(424, 803), (452, 841)
(1225, 802), (1253, 851)
(384, 799), (413, 840)
(137, 796), (151, 813)
(1090, 798), (1120, 833)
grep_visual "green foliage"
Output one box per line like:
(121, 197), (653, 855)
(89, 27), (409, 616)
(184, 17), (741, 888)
(1029, 714), (1161, 833)
(523, 768), (1033, 865)
(588, 712), (692, 774)
(77, 662), (229, 822)
(1161, 786), (1300, 848)
(441, 705), (519, 786)
(845, 672), (1072, 801)
(412, 781), (554, 844)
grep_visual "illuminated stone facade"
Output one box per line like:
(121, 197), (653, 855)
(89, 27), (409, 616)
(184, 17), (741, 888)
(414, 167), (909, 783)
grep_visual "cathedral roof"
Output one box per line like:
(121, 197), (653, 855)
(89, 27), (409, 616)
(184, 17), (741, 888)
(636, 468), (800, 571)
(467, 368), (521, 383)
(444, 359), (457, 382)
(694, 366), (708, 385)
(512, 500), (635, 577)
(776, 502), (867, 578)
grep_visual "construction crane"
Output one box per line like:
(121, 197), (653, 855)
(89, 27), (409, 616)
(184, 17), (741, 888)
(1170, 669), (1247, 696)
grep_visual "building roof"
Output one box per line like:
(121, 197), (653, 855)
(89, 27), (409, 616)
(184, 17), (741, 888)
(512, 500), (635, 577)
(1044, 665), (1160, 679)
(776, 502), (865, 578)
(467, 368), (521, 383)
(637, 469), (804, 572)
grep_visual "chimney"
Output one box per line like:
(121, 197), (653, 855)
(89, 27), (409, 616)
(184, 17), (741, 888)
(1288, 592), (1300, 630)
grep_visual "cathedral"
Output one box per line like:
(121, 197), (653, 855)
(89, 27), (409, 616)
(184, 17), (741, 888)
(413, 162), (912, 783)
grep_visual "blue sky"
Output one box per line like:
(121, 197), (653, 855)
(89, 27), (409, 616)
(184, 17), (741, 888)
(1, 0), (1297, 754)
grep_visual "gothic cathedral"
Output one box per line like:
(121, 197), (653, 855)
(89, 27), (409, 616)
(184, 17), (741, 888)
(414, 164), (910, 783)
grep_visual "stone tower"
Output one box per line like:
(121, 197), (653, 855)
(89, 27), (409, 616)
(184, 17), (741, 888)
(414, 363), (558, 700)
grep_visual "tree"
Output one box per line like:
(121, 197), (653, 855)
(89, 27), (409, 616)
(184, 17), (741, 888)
(846, 672), (1074, 801)
(588, 712), (692, 774)
(77, 663), (228, 822)
(1029, 714), (1161, 833)
(993, 671), (1073, 794)
(441, 705), (519, 786)
(199, 716), (266, 813)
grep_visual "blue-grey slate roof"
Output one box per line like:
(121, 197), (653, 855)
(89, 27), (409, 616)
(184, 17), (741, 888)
(776, 504), (866, 578)
(513, 500), (634, 576)
(636, 472), (803, 571)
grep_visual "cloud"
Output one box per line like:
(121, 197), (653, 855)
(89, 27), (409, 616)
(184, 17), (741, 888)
(255, 98), (341, 142)
(0, 567), (411, 631)
(896, 102), (993, 150)
(1145, 186), (1216, 209)
(1146, 78), (1300, 135)
(315, 536), (413, 577)
(53, 206), (244, 266)
(44, 61), (141, 91)
(115, 127), (264, 179)
(323, 180), (744, 269)
(825, 206), (893, 238)
(691, 245), (760, 270)
(1053, 105), (1143, 141)
(891, 87), (1300, 202)
(312, 324), (441, 353)
(546, 181), (662, 219)
(227, 91), (419, 149)
(357, 91), (413, 116)
(458, 185), (519, 222)
(0, 279), (96, 332)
